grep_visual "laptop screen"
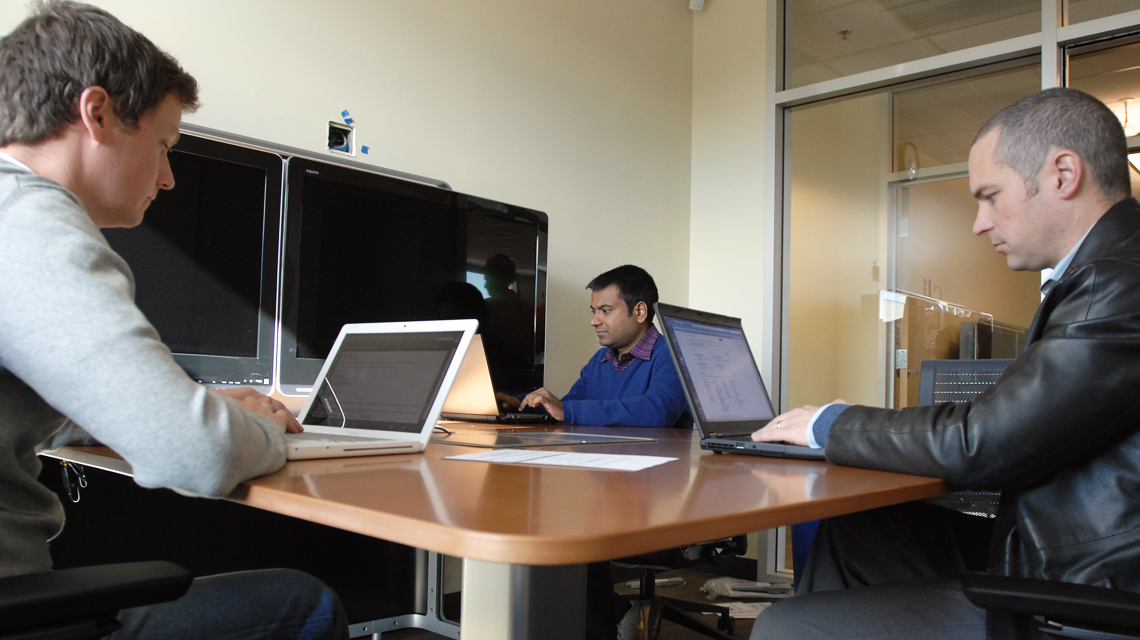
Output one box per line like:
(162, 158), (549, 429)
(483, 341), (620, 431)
(662, 316), (775, 429)
(302, 331), (464, 433)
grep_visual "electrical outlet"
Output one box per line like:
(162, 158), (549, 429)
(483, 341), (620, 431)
(327, 121), (355, 156)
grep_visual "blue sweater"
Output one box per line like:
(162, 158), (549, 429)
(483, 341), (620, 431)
(561, 340), (689, 428)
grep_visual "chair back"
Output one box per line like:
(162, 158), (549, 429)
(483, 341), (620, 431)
(917, 359), (1014, 406)
(918, 359), (1014, 518)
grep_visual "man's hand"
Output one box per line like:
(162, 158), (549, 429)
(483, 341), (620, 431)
(520, 387), (564, 421)
(496, 392), (521, 412)
(751, 405), (817, 447)
(751, 399), (850, 448)
(212, 387), (302, 433)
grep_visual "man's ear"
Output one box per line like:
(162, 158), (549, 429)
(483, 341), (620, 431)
(633, 301), (649, 323)
(1051, 149), (1083, 200)
(77, 87), (113, 143)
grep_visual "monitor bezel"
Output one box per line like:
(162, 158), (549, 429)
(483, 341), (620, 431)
(114, 131), (284, 392)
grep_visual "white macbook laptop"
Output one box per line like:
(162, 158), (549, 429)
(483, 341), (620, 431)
(440, 335), (499, 420)
(439, 335), (555, 424)
(286, 319), (478, 460)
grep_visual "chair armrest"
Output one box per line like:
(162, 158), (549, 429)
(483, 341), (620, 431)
(0, 561), (192, 632)
(960, 572), (1140, 629)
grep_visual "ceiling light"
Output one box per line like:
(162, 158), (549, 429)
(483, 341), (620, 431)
(1129, 152), (1140, 175)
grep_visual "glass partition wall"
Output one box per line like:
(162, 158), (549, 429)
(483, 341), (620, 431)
(768, 0), (1140, 412)
(1069, 36), (1140, 198)
(1068, 0), (1140, 23)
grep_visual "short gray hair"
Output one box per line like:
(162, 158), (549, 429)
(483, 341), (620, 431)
(0, 1), (199, 146)
(974, 88), (1130, 201)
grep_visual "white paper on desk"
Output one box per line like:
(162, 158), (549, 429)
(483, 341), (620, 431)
(445, 449), (675, 471)
(703, 602), (771, 619)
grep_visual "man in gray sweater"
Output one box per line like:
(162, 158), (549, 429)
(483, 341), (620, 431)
(0, 2), (347, 638)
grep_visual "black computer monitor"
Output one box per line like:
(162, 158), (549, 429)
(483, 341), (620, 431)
(102, 133), (283, 391)
(278, 156), (548, 396)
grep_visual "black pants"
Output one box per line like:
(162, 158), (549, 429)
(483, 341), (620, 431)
(587, 561), (622, 640)
(752, 502), (994, 640)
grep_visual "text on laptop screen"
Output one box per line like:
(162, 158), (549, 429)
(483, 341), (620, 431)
(669, 319), (775, 422)
(303, 332), (463, 433)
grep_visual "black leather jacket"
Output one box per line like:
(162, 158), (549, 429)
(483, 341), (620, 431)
(826, 197), (1140, 591)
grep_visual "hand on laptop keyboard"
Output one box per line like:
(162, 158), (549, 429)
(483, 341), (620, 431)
(752, 399), (849, 448)
(213, 387), (302, 433)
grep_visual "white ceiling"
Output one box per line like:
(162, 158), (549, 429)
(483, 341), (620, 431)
(791, 2), (1140, 169)
(787, 0), (1040, 87)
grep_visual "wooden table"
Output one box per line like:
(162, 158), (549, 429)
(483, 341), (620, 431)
(48, 426), (949, 639)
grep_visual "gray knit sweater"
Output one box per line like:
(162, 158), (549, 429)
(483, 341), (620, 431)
(0, 157), (286, 578)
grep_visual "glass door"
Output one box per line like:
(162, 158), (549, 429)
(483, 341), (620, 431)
(886, 172), (1039, 407)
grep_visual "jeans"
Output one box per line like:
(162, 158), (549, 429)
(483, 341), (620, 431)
(112, 568), (349, 640)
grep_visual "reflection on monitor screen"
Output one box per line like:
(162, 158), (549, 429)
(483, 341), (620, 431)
(279, 157), (548, 396)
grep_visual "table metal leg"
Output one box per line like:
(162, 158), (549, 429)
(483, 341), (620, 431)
(461, 559), (586, 639)
(357, 550), (460, 639)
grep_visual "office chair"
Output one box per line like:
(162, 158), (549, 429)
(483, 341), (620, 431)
(917, 358), (1013, 404)
(960, 572), (1140, 639)
(614, 535), (746, 640)
(0, 560), (192, 640)
(786, 359), (1015, 592)
(918, 358), (1014, 518)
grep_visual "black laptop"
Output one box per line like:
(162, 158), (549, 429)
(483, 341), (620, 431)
(655, 303), (825, 460)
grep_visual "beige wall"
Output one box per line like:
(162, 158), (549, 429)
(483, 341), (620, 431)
(689, 1), (769, 373)
(0, 0), (695, 395)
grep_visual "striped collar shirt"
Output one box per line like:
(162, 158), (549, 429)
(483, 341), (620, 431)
(601, 325), (660, 374)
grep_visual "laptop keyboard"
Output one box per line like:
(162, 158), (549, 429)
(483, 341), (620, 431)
(287, 432), (391, 443)
(501, 412), (557, 424)
(712, 433), (755, 442)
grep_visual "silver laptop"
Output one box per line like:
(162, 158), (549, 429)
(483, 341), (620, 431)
(439, 335), (555, 424)
(286, 319), (478, 460)
(655, 303), (825, 460)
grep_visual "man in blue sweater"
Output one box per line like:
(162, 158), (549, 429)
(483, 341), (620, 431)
(509, 265), (689, 639)
(516, 264), (688, 427)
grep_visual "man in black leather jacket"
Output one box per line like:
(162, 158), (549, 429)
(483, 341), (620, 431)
(749, 88), (1140, 639)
